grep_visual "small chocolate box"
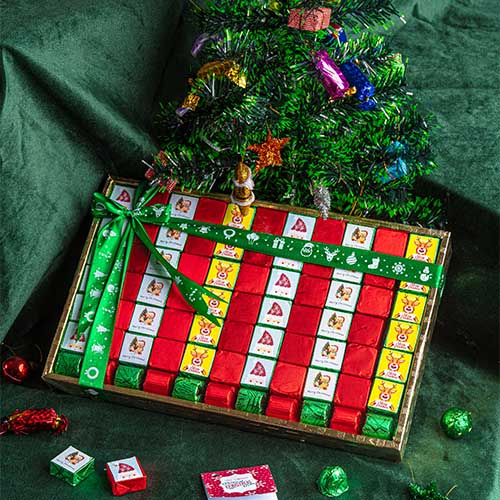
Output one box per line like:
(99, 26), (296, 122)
(50, 446), (95, 486)
(106, 456), (147, 496)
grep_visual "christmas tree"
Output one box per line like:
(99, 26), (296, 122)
(155, 0), (442, 226)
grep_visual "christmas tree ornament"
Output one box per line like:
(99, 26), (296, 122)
(247, 131), (290, 173)
(176, 93), (201, 117)
(266, 0), (281, 13)
(2, 355), (32, 383)
(191, 33), (221, 57)
(314, 51), (350, 100)
(0, 408), (69, 436)
(50, 446), (95, 486)
(231, 161), (255, 216)
(197, 60), (247, 88)
(106, 456), (147, 496)
(339, 61), (376, 110)
(312, 183), (331, 219)
(317, 466), (349, 497)
(288, 8), (331, 32)
(381, 158), (408, 184)
(324, 24), (348, 45)
(440, 407), (472, 439)
(408, 481), (453, 500)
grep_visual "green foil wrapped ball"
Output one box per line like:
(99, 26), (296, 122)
(317, 466), (349, 497)
(440, 407), (472, 439)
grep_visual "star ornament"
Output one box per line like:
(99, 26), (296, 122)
(247, 131), (290, 173)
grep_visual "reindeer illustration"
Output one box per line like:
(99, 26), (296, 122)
(208, 262), (233, 287)
(230, 206), (243, 225)
(351, 227), (368, 244)
(184, 347), (209, 375)
(321, 342), (338, 360)
(313, 372), (331, 390)
(327, 312), (345, 330)
(129, 336), (146, 355)
(394, 323), (414, 343)
(146, 279), (164, 296)
(414, 237), (433, 257)
(138, 308), (156, 325)
(385, 351), (406, 373)
(65, 451), (85, 466)
(166, 229), (181, 240)
(377, 381), (398, 402)
(175, 197), (192, 213)
(335, 284), (352, 301)
(198, 318), (216, 338)
(401, 295), (420, 314)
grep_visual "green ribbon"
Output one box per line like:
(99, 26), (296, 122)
(78, 186), (221, 390)
(167, 220), (445, 289)
(78, 183), (444, 390)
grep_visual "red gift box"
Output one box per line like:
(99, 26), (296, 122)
(184, 235), (216, 256)
(269, 362), (307, 398)
(226, 292), (262, 325)
(106, 456), (147, 496)
(287, 305), (322, 336)
(243, 251), (273, 268)
(329, 406), (363, 435)
(348, 314), (385, 347)
(105, 360), (119, 385)
(278, 333), (314, 366)
(114, 301), (135, 330)
(334, 374), (371, 410)
(143, 369), (175, 396)
(121, 273), (142, 302)
(109, 329), (126, 360)
(205, 382), (237, 409)
(218, 322), (253, 353)
(294, 275), (329, 308)
(365, 228), (408, 289)
(266, 395), (299, 421)
(148, 338), (185, 373)
(194, 198), (227, 224)
(178, 253), (211, 284)
(356, 285), (394, 318)
(235, 263), (270, 295)
(158, 308), (194, 342)
(127, 241), (149, 274)
(166, 286), (192, 312)
(210, 351), (246, 385)
(341, 343), (378, 378)
(288, 8), (331, 32)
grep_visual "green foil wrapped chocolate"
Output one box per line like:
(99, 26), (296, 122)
(114, 365), (145, 389)
(317, 466), (349, 497)
(300, 401), (331, 427)
(235, 388), (267, 414)
(362, 413), (395, 440)
(54, 352), (82, 378)
(172, 376), (206, 402)
(440, 407), (472, 439)
(408, 481), (450, 500)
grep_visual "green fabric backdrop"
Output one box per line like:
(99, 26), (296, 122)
(1, 1), (499, 499)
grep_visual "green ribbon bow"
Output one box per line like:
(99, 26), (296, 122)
(78, 183), (445, 390)
(77, 186), (221, 390)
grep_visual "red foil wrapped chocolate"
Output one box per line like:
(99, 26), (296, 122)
(0, 408), (68, 436)
(329, 406), (363, 434)
(106, 456), (147, 496)
(205, 382), (237, 408)
(158, 309), (194, 342)
(148, 338), (184, 373)
(278, 333), (314, 366)
(178, 254), (211, 285)
(210, 351), (246, 385)
(334, 374), (371, 410)
(341, 344), (378, 379)
(143, 369), (175, 396)
(226, 292), (262, 324)
(288, 8), (331, 32)
(218, 322), (253, 353)
(348, 314), (385, 347)
(356, 286), (394, 318)
(266, 395), (299, 421)
(235, 263), (270, 295)
(287, 305), (322, 336)
(294, 276), (329, 308)
(270, 362), (307, 398)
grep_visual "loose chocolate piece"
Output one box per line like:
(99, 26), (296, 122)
(362, 413), (395, 440)
(300, 400), (331, 427)
(235, 388), (267, 414)
(50, 446), (95, 486)
(114, 365), (145, 390)
(171, 376), (206, 402)
(54, 352), (82, 378)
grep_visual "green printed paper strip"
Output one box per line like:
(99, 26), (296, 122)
(300, 401), (331, 427)
(172, 376), (206, 402)
(362, 413), (395, 440)
(235, 388), (267, 414)
(169, 218), (444, 289)
(114, 365), (145, 390)
(54, 352), (83, 378)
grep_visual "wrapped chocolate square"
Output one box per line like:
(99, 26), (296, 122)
(50, 446), (95, 486)
(288, 8), (331, 32)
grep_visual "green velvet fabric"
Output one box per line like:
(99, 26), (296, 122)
(1, 1), (499, 499)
